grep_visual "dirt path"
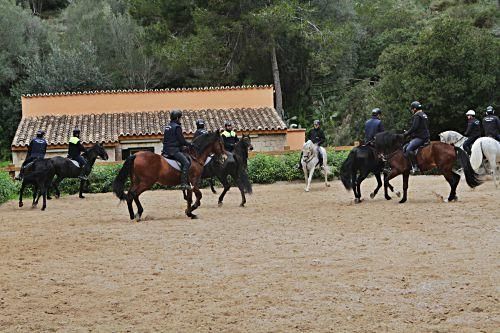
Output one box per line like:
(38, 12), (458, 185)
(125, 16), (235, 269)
(0, 176), (498, 332)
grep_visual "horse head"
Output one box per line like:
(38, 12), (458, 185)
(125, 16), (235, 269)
(192, 130), (226, 160)
(84, 143), (109, 162)
(240, 134), (253, 151)
(302, 140), (316, 161)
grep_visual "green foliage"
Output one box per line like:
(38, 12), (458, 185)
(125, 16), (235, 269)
(0, 171), (17, 204)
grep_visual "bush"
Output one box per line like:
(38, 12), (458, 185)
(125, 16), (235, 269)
(2, 151), (351, 202)
(0, 172), (18, 204)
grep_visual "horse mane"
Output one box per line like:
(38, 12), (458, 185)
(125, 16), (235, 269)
(192, 131), (219, 155)
(234, 136), (250, 161)
(374, 131), (404, 154)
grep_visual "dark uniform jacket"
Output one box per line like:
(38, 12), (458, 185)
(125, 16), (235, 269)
(308, 128), (326, 146)
(68, 136), (86, 159)
(482, 115), (500, 138)
(28, 137), (47, 158)
(404, 111), (430, 140)
(163, 121), (190, 155)
(364, 116), (384, 143)
(464, 118), (481, 138)
(193, 128), (208, 139)
(222, 130), (239, 151)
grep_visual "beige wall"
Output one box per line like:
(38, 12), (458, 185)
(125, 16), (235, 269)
(22, 87), (274, 117)
(251, 134), (287, 152)
(286, 129), (306, 150)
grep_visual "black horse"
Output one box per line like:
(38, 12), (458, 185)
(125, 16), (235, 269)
(201, 134), (253, 207)
(50, 143), (109, 198)
(18, 159), (55, 211)
(340, 145), (400, 203)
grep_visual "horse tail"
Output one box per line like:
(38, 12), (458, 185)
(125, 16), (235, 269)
(340, 149), (356, 190)
(455, 146), (482, 188)
(239, 169), (253, 194)
(113, 155), (136, 200)
(469, 140), (483, 171)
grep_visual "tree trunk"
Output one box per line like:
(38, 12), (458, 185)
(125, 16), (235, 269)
(271, 44), (284, 120)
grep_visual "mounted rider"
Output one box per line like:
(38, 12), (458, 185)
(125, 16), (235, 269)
(482, 106), (500, 141)
(309, 119), (326, 165)
(463, 110), (481, 155)
(364, 108), (385, 145)
(221, 121), (239, 152)
(16, 129), (47, 181)
(193, 119), (208, 139)
(68, 128), (89, 180)
(162, 110), (194, 191)
(403, 101), (430, 174)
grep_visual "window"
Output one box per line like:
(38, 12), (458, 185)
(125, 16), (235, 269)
(122, 147), (154, 160)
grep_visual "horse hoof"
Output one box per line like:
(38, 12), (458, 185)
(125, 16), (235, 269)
(190, 214), (198, 220)
(47, 196), (52, 200)
(325, 183), (331, 187)
(385, 196), (392, 201)
(370, 192), (375, 199)
(55, 195), (60, 199)
(395, 191), (401, 198)
(79, 195), (85, 199)
(304, 188), (310, 192)
(240, 203), (245, 207)
(134, 214), (141, 222)
(218, 202), (223, 207)
(398, 198), (407, 204)
(41, 207), (46, 211)
(19, 202), (23, 207)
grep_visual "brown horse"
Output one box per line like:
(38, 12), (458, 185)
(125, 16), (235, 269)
(113, 131), (225, 220)
(374, 132), (482, 203)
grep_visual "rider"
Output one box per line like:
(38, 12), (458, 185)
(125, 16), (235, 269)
(364, 108), (385, 144)
(68, 128), (88, 180)
(193, 119), (208, 139)
(16, 129), (47, 181)
(482, 105), (500, 141)
(403, 101), (430, 174)
(297, 119), (326, 169)
(221, 120), (239, 152)
(463, 110), (481, 155)
(162, 110), (194, 191)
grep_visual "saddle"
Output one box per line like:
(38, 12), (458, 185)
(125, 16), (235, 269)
(162, 155), (212, 171)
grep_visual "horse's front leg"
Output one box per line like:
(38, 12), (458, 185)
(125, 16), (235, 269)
(79, 179), (86, 198)
(41, 186), (47, 211)
(184, 189), (197, 219)
(306, 167), (314, 192)
(19, 182), (26, 207)
(384, 167), (400, 200)
(399, 172), (410, 204)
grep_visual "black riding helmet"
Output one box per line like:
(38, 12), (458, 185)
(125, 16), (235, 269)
(410, 101), (422, 110)
(486, 105), (494, 115)
(73, 128), (81, 136)
(371, 108), (382, 116)
(36, 129), (45, 137)
(170, 110), (182, 122)
(196, 119), (205, 129)
(224, 120), (232, 127)
(313, 119), (321, 126)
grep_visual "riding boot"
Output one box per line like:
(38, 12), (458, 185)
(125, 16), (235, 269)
(180, 169), (192, 191)
(408, 152), (420, 174)
(78, 166), (88, 180)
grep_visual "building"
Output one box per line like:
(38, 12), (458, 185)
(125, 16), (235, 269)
(12, 85), (305, 169)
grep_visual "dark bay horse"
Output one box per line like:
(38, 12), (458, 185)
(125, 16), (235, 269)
(18, 159), (55, 211)
(340, 145), (400, 203)
(374, 132), (482, 203)
(113, 131), (225, 220)
(202, 134), (253, 207)
(50, 143), (109, 198)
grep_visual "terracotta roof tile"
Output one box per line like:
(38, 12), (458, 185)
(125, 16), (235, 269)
(12, 108), (286, 147)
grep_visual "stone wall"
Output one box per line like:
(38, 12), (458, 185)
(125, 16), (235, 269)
(250, 134), (287, 152)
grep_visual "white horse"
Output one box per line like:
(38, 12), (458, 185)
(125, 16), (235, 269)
(470, 137), (500, 188)
(439, 130), (467, 149)
(301, 140), (330, 192)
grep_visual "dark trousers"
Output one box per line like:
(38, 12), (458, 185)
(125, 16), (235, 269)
(172, 152), (191, 172)
(404, 138), (425, 157)
(463, 136), (478, 155)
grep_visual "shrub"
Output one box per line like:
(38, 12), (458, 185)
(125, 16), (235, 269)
(0, 172), (18, 204)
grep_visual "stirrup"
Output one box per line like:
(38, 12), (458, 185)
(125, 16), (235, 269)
(180, 183), (192, 191)
(410, 166), (420, 175)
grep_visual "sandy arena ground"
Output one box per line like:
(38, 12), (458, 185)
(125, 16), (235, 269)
(0, 176), (499, 332)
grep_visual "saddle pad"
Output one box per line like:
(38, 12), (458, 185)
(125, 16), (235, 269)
(70, 160), (79, 167)
(163, 156), (212, 171)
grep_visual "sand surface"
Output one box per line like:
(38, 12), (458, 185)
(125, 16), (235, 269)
(0, 176), (499, 332)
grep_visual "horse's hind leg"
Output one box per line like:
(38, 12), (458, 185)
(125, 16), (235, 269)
(126, 191), (135, 220)
(399, 172), (409, 204)
(209, 178), (217, 194)
(132, 193), (144, 221)
(236, 179), (246, 207)
(444, 171), (460, 202)
(41, 186), (48, 211)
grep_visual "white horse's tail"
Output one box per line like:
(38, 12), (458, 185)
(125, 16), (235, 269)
(470, 140), (484, 171)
